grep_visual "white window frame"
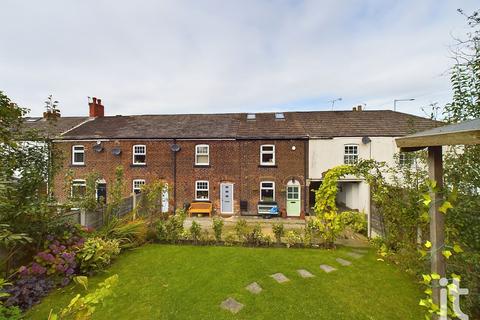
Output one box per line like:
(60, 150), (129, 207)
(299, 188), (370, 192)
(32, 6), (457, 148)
(344, 144), (359, 164)
(260, 181), (275, 202)
(195, 180), (209, 200)
(132, 179), (145, 194)
(71, 179), (86, 198)
(260, 144), (275, 166)
(72, 145), (85, 165)
(132, 145), (146, 165)
(195, 144), (210, 166)
(399, 152), (408, 166)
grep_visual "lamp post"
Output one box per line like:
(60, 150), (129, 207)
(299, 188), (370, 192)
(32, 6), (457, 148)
(393, 98), (415, 111)
(329, 97), (342, 111)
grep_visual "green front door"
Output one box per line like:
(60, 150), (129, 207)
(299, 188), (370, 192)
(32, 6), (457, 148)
(286, 184), (301, 216)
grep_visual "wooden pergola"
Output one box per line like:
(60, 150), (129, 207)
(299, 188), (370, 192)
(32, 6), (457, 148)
(396, 118), (480, 307)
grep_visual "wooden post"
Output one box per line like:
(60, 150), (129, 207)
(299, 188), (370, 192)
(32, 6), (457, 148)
(428, 146), (445, 310)
(132, 192), (137, 221)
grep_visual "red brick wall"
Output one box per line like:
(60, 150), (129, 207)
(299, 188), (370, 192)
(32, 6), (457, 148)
(53, 139), (306, 216)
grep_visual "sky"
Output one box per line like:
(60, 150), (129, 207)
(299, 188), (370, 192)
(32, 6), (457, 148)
(0, 1), (478, 118)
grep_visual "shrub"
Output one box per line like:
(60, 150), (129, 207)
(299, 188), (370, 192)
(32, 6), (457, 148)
(234, 219), (248, 242)
(285, 230), (302, 248)
(272, 222), (285, 244)
(261, 234), (273, 246)
(212, 218), (224, 242)
(189, 221), (201, 243)
(5, 275), (55, 310)
(341, 211), (367, 235)
(245, 223), (263, 246)
(164, 214), (185, 243)
(99, 218), (147, 249)
(0, 278), (21, 319)
(223, 232), (236, 246)
(304, 218), (321, 246)
(76, 238), (120, 274)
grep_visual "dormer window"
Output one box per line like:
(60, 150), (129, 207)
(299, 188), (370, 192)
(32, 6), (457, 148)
(247, 113), (256, 121)
(195, 144), (209, 166)
(133, 145), (146, 165)
(275, 112), (285, 120)
(72, 145), (85, 165)
(260, 144), (275, 166)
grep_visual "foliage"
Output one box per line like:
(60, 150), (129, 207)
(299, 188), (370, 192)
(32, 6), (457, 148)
(48, 274), (118, 320)
(136, 180), (170, 222)
(0, 224), (32, 276)
(189, 221), (201, 243)
(284, 230), (302, 248)
(99, 218), (147, 249)
(156, 211), (186, 243)
(272, 222), (284, 244)
(313, 165), (358, 247)
(245, 223), (263, 246)
(223, 232), (237, 246)
(104, 166), (124, 225)
(76, 238), (120, 274)
(5, 275), (55, 310)
(234, 219), (248, 242)
(340, 211), (367, 235)
(212, 218), (223, 242)
(303, 219), (321, 247)
(0, 278), (21, 320)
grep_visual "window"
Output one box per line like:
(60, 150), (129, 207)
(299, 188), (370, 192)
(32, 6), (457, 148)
(344, 144), (358, 164)
(132, 179), (145, 194)
(274, 112), (285, 120)
(132, 145), (146, 165)
(247, 113), (256, 120)
(71, 179), (86, 198)
(72, 145), (85, 165)
(195, 144), (209, 165)
(260, 144), (275, 165)
(399, 152), (409, 166)
(195, 181), (209, 200)
(260, 181), (275, 202)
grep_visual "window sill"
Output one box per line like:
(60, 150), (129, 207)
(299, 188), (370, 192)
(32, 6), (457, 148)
(70, 164), (86, 167)
(258, 165), (277, 168)
(130, 164), (147, 167)
(194, 165), (211, 168)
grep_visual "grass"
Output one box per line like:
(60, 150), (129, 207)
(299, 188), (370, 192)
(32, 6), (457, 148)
(28, 244), (424, 320)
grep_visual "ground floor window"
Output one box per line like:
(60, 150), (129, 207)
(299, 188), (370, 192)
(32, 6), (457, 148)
(260, 181), (275, 202)
(71, 179), (86, 199)
(133, 179), (145, 194)
(195, 181), (209, 200)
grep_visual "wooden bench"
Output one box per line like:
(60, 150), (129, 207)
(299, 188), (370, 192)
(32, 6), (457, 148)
(188, 201), (213, 217)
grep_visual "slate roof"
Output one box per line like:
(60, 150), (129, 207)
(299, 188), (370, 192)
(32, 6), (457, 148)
(21, 117), (89, 139)
(57, 110), (440, 140)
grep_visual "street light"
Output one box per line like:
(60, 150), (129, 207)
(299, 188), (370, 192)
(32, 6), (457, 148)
(393, 98), (415, 111)
(329, 97), (342, 110)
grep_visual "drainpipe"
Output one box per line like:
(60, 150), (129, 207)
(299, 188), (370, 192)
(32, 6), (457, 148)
(173, 139), (177, 213)
(304, 138), (309, 216)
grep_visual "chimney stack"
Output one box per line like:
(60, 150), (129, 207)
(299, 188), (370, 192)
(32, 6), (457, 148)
(357, 105), (363, 111)
(89, 97), (104, 117)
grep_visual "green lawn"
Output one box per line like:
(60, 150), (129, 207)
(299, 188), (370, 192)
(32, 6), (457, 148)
(28, 244), (424, 320)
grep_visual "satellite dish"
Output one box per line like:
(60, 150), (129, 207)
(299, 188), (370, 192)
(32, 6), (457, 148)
(93, 143), (104, 152)
(362, 136), (371, 144)
(171, 144), (181, 152)
(112, 147), (122, 156)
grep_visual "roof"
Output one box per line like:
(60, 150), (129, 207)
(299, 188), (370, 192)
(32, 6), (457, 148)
(396, 118), (480, 150)
(57, 110), (440, 140)
(21, 117), (89, 139)
(295, 110), (439, 138)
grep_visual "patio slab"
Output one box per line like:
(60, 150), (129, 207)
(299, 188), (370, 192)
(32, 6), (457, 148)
(245, 282), (263, 294)
(270, 273), (290, 283)
(336, 258), (352, 266)
(220, 298), (244, 314)
(320, 264), (337, 273)
(346, 252), (364, 259)
(297, 269), (315, 278)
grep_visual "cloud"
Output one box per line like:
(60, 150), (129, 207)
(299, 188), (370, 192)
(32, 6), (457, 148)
(0, 0), (478, 117)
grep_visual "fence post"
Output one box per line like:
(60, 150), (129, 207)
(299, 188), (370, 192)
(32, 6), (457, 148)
(132, 192), (137, 220)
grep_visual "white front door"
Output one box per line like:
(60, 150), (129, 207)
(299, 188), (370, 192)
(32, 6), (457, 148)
(220, 183), (234, 214)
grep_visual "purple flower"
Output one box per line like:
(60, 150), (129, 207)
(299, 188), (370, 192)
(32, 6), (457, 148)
(30, 263), (46, 275)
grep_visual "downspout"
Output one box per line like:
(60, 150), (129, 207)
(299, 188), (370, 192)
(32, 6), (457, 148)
(173, 138), (177, 213)
(304, 138), (309, 216)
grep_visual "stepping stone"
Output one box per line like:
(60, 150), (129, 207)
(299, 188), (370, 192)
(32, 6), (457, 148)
(270, 273), (290, 283)
(346, 252), (363, 259)
(245, 282), (262, 294)
(351, 249), (368, 254)
(320, 264), (337, 273)
(297, 269), (315, 278)
(336, 258), (352, 266)
(220, 297), (244, 314)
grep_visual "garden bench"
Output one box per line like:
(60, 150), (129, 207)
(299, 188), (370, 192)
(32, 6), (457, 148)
(188, 201), (213, 217)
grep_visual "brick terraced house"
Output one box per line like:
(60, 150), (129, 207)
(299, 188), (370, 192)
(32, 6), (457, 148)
(42, 98), (437, 224)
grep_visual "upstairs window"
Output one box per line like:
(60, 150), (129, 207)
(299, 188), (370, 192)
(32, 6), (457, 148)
(72, 145), (85, 165)
(132, 179), (145, 194)
(195, 181), (209, 200)
(260, 181), (275, 202)
(260, 145), (275, 166)
(133, 145), (146, 165)
(195, 145), (209, 166)
(344, 144), (358, 164)
(71, 179), (86, 199)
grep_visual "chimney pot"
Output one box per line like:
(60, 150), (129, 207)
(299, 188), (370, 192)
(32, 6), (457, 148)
(352, 106), (357, 111)
(357, 105), (362, 111)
